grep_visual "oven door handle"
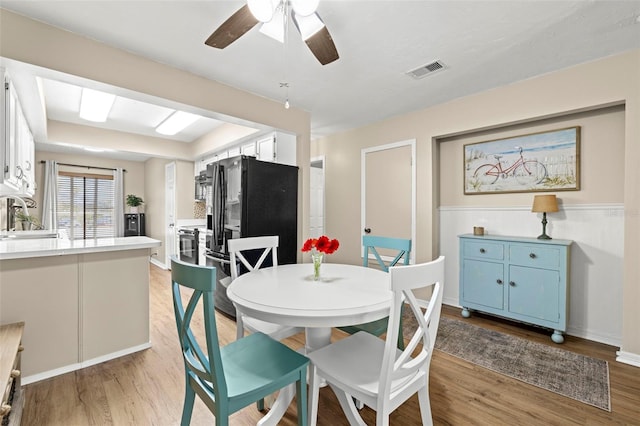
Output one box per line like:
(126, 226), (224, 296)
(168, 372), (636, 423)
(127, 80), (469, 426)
(206, 253), (231, 265)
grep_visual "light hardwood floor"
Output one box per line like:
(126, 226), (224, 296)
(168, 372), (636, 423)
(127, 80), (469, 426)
(21, 264), (640, 425)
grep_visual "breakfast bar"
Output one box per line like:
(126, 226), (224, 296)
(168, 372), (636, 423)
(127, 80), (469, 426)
(0, 236), (161, 384)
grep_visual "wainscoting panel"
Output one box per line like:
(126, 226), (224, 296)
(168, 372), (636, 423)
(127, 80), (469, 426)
(439, 204), (624, 346)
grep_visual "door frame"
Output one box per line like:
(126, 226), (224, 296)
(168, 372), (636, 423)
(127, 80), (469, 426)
(310, 155), (325, 238)
(165, 161), (176, 268)
(361, 139), (416, 264)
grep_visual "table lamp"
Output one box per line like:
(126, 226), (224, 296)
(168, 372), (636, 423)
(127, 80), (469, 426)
(531, 194), (559, 239)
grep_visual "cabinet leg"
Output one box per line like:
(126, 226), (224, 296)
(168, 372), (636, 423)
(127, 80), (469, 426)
(551, 330), (565, 344)
(461, 307), (471, 318)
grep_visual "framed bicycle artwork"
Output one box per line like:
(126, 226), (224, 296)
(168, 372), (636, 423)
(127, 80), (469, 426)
(464, 126), (580, 194)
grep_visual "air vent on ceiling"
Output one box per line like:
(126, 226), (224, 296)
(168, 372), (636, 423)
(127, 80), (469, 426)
(406, 60), (446, 79)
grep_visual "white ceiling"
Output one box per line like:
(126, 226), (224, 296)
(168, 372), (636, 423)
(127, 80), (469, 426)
(1, 0), (640, 157)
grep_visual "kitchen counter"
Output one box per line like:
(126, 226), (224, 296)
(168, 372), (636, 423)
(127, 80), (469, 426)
(0, 236), (160, 260)
(0, 236), (162, 384)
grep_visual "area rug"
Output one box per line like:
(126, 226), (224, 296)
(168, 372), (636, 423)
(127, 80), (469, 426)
(404, 315), (611, 411)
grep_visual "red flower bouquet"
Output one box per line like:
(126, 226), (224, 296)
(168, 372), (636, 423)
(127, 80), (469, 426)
(301, 236), (339, 280)
(301, 235), (340, 255)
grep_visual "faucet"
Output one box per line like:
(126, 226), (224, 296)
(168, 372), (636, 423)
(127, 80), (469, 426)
(0, 195), (30, 231)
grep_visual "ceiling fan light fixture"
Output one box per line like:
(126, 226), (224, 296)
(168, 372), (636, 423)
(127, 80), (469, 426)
(259, 7), (285, 43)
(290, 0), (319, 17)
(247, 0), (279, 23)
(156, 111), (200, 136)
(292, 12), (325, 40)
(79, 88), (116, 123)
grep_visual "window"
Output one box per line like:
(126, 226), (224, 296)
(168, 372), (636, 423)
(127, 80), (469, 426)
(57, 171), (115, 239)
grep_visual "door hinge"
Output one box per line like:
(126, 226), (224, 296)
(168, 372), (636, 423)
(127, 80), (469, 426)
(4, 82), (8, 90)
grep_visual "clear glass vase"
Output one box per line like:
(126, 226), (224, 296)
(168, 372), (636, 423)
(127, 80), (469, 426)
(311, 252), (324, 281)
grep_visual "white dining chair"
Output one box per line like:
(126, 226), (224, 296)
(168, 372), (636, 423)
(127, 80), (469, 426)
(228, 236), (304, 341)
(308, 256), (445, 426)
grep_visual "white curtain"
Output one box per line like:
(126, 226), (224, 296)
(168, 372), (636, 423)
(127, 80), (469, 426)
(114, 168), (125, 237)
(41, 160), (58, 230)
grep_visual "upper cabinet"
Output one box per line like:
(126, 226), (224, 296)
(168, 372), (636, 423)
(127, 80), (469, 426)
(194, 131), (296, 175)
(1, 69), (36, 197)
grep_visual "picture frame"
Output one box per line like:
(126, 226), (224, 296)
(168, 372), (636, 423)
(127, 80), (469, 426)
(464, 126), (580, 195)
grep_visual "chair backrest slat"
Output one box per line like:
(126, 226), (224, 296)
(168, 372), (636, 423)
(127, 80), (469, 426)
(379, 256), (445, 397)
(228, 236), (279, 280)
(170, 257), (228, 401)
(363, 235), (411, 271)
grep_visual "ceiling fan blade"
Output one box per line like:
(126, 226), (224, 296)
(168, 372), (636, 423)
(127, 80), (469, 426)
(205, 4), (259, 49)
(304, 26), (339, 65)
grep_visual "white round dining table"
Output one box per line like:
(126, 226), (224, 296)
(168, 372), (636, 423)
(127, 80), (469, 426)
(227, 262), (392, 352)
(227, 263), (392, 425)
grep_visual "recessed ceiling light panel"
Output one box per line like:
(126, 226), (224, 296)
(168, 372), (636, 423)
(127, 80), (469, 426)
(79, 88), (116, 122)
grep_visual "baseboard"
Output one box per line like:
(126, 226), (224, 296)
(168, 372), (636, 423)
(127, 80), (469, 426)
(23, 342), (152, 385)
(81, 342), (152, 369)
(616, 350), (640, 368)
(442, 302), (621, 347)
(149, 257), (168, 270)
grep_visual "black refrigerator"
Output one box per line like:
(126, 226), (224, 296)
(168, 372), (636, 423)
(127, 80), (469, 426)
(205, 155), (298, 318)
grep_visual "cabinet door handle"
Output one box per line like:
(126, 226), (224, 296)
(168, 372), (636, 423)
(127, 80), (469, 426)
(509, 281), (516, 287)
(479, 248), (486, 253)
(529, 253), (537, 259)
(496, 279), (503, 285)
(15, 165), (24, 179)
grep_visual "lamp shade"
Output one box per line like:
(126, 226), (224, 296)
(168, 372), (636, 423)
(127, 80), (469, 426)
(531, 195), (559, 213)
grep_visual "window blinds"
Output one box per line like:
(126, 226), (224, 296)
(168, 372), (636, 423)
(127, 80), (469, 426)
(57, 172), (115, 239)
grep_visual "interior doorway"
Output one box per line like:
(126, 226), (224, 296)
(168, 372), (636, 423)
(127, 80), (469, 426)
(361, 139), (416, 263)
(310, 156), (325, 238)
(165, 161), (176, 268)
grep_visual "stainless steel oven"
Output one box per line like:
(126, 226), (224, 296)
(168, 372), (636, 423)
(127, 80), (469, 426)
(178, 228), (199, 265)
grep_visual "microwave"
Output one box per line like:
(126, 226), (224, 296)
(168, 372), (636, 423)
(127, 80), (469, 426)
(195, 170), (208, 201)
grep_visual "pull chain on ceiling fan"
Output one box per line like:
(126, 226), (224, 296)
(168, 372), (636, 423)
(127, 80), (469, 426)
(205, 0), (339, 66)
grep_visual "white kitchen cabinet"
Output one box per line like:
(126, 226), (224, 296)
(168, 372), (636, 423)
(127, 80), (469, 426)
(193, 131), (296, 177)
(256, 132), (296, 166)
(241, 141), (256, 157)
(1, 70), (36, 197)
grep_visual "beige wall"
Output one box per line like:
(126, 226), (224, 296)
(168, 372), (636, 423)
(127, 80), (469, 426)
(315, 50), (640, 357)
(439, 105), (625, 206)
(47, 120), (192, 160)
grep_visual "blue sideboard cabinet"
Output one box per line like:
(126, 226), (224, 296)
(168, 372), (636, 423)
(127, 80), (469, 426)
(458, 234), (572, 343)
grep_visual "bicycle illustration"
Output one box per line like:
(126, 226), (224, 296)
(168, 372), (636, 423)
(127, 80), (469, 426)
(473, 147), (548, 186)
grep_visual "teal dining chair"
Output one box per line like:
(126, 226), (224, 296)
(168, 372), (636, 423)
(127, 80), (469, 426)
(170, 256), (310, 426)
(338, 235), (411, 350)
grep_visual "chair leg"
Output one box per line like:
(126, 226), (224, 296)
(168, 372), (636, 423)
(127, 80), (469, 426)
(375, 410), (391, 426)
(308, 365), (320, 426)
(397, 305), (405, 350)
(417, 385), (433, 426)
(296, 371), (308, 426)
(329, 384), (366, 426)
(236, 314), (245, 340)
(180, 382), (196, 426)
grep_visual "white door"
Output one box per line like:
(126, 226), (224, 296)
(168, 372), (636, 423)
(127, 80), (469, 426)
(165, 161), (176, 267)
(310, 157), (325, 238)
(361, 140), (416, 263)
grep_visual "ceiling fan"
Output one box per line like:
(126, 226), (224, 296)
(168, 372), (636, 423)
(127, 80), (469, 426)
(205, 0), (339, 66)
